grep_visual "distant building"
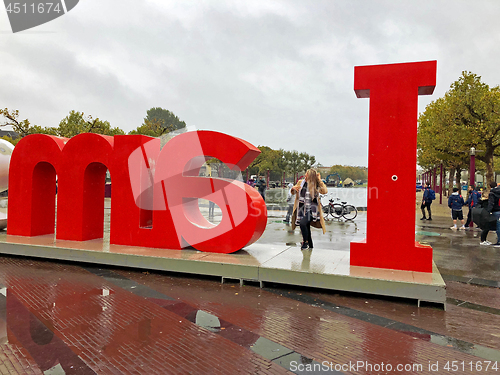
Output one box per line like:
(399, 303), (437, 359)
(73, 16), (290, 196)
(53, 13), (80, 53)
(0, 126), (19, 140)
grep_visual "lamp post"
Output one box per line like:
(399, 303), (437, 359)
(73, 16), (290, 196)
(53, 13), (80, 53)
(439, 163), (443, 204)
(470, 147), (476, 188)
(469, 147), (485, 226)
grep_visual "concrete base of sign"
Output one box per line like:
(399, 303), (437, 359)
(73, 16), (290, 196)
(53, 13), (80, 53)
(0, 232), (445, 308)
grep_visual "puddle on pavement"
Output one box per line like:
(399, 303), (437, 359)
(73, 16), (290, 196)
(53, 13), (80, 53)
(416, 231), (441, 236)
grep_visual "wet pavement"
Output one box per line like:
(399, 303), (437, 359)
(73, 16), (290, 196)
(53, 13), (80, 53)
(0, 206), (499, 373)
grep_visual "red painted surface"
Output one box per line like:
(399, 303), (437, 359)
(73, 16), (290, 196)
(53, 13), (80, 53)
(8, 131), (266, 253)
(7, 134), (66, 237)
(350, 61), (437, 272)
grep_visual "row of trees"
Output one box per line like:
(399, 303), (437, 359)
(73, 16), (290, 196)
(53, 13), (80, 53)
(328, 165), (367, 182)
(246, 147), (317, 182)
(1, 106), (366, 184)
(1, 106), (318, 182)
(417, 71), (500, 188)
(0, 107), (186, 145)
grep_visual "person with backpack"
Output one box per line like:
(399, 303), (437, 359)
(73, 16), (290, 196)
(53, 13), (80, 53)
(465, 185), (480, 228)
(420, 183), (435, 221)
(448, 187), (466, 230)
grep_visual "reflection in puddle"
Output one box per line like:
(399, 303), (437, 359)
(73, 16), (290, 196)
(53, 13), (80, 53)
(194, 310), (221, 333)
(6, 289), (95, 374)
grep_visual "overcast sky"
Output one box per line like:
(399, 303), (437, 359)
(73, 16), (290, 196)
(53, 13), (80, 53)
(1, 0), (500, 167)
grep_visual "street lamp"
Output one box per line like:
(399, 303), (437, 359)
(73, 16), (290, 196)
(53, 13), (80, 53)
(470, 147), (476, 187)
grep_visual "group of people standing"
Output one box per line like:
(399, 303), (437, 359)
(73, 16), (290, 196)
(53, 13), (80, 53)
(422, 182), (500, 246)
(446, 182), (500, 246)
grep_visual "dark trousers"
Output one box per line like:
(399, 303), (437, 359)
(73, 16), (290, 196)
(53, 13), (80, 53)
(299, 211), (314, 248)
(465, 208), (473, 227)
(481, 228), (489, 242)
(285, 204), (293, 222)
(421, 201), (432, 218)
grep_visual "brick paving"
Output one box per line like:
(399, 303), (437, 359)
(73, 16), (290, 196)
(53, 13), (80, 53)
(0, 344), (42, 374)
(306, 286), (500, 350)
(0, 258), (289, 374)
(446, 281), (500, 309)
(0, 252), (496, 374)
(120, 270), (498, 374)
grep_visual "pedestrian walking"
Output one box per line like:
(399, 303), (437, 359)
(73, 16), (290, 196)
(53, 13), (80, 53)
(290, 169), (328, 250)
(420, 183), (435, 220)
(448, 187), (465, 230)
(257, 176), (266, 201)
(465, 185), (480, 229)
(283, 183), (294, 224)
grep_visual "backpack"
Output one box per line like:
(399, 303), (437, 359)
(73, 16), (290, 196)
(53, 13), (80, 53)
(471, 190), (480, 207)
(428, 189), (436, 200)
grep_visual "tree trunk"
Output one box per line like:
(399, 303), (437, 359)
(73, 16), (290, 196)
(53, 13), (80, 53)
(455, 168), (461, 190)
(448, 167), (455, 196)
(485, 151), (494, 187)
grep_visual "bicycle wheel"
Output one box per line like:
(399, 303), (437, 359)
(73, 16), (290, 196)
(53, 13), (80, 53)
(331, 204), (343, 219)
(342, 205), (358, 220)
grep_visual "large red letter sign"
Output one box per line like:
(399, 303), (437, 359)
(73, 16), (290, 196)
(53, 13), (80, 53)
(8, 131), (267, 254)
(350, 61), (436, 273)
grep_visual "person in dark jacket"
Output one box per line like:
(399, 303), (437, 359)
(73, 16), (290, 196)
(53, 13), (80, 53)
(257, 176), (267, 201)
(479, 192), (493, 245)
(420, 183), (434, 220)
(487, 181), (500, 246)
(465, 185), (480, 228)
(448, 187), (465, 230)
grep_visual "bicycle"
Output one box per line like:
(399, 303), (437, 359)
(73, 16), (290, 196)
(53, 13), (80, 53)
(321, 194), (358, 221)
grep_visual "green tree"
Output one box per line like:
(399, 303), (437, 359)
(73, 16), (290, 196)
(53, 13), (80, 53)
(131, 107), (186, 135)
(274, 149), (288, 180)
(281, 150), (317, 182)
(129, 118), (173, 137)
(248, 146), (281, 176)
(283, 150), (302, 181)
(56, 110), (124, 137)
(417, 71), (500, 187)
(0, 108), (57, 137)
(328, 165), (367, 182)
(300, 152), (316, 171)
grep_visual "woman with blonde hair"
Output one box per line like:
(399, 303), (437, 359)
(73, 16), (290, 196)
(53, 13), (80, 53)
(291, 169), (328, 249)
